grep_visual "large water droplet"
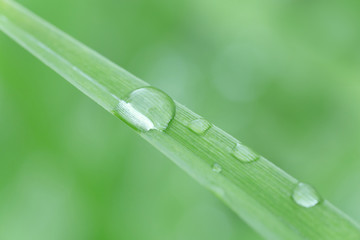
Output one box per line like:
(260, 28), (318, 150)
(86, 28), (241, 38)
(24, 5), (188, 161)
(212, 163), (222, 173)
(113, 87), (175, 132)
(231, 143), (259, 162)
(292, 182), (321, 208)
(188, 118), (211, 135)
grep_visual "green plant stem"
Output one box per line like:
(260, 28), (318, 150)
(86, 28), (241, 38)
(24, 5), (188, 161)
(1, 1), (359, 239)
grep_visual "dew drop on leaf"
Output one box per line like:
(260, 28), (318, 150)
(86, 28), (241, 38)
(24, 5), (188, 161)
(113, 87), (176, 132)
(212, 163), (222, 173)
(188, 118), (211, 135)
(292, 182), (321, 208)
(231, 143), (259, 163)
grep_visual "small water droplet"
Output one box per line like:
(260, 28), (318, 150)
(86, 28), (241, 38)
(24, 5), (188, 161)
(231, 143), (259, 162)
(212, 163), (222, 173)
(113, 87), (176, 132)
(292, 182), (321, 208)
(188, 118), (211, 135)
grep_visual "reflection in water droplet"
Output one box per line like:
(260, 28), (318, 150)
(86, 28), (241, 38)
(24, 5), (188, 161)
(292, 182), (321, 208)
(231, 143), (259, 163)
(188, 118), (211, 135)
(212, 163), (222, 173)
(113, 87), (176, 132)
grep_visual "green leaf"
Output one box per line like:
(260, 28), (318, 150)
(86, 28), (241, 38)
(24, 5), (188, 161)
(1, 0), (359, 239)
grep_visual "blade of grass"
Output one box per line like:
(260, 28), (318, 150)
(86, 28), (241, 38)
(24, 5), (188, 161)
(1, 1), (359, 239)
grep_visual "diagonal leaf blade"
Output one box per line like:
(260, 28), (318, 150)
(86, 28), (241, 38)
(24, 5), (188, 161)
(1, 1), (359, 239)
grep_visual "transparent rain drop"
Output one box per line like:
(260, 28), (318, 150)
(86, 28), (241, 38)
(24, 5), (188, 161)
(212, 163), (222, 173)
(113, 87), (176, 132)
(188, 118), (211, 135)
(231, 143), (259, 163)
(292, 182), (321, 208)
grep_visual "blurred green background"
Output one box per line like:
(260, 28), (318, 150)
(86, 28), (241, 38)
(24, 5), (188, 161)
(1, 0), (360, 239)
